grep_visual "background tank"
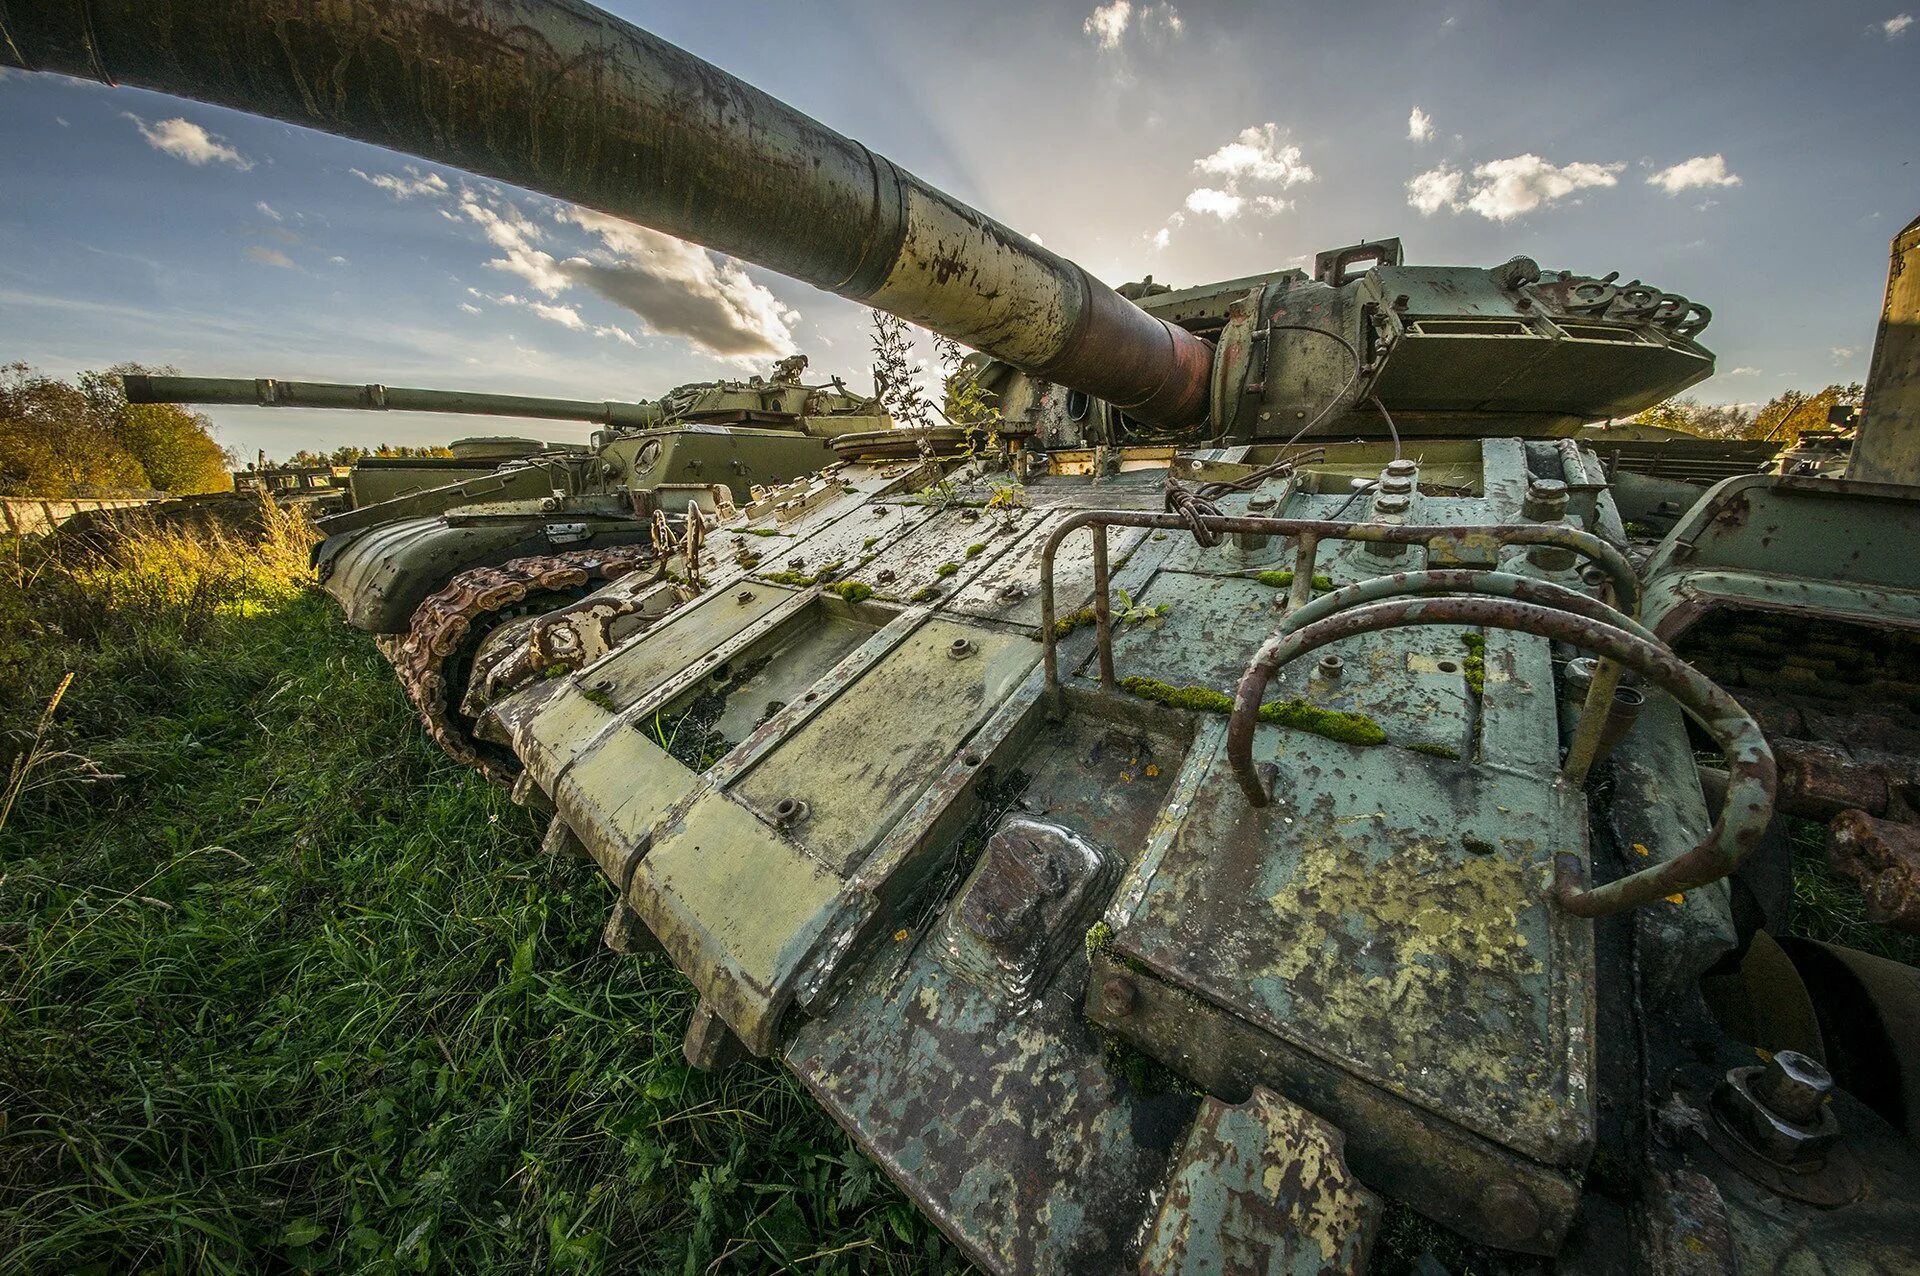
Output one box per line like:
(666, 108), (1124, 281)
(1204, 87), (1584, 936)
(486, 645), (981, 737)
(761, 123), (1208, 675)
(13, 4), (1920, 1273)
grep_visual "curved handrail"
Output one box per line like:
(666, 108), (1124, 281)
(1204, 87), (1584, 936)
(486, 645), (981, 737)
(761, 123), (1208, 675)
(1225, 596), (1774, 917)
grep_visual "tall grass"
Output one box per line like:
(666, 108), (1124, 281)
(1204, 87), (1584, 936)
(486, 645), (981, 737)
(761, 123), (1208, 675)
(0, 504), (961, 1274)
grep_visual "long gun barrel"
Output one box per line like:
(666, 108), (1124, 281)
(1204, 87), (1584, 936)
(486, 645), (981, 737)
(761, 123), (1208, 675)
(7, 1), (1212, 430)
(123, 374), (665, 429)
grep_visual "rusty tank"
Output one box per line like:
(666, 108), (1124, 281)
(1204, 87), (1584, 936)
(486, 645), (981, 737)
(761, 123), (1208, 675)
(11, 4), (1920, 1272)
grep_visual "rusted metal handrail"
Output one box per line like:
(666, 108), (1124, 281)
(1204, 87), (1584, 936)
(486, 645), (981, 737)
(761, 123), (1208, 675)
(1037, 509), (1639, 710)
(1224, 596), (1775, 917)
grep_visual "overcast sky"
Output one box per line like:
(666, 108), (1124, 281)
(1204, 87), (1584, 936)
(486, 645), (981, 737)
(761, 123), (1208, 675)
(1, 0), (1916, 461)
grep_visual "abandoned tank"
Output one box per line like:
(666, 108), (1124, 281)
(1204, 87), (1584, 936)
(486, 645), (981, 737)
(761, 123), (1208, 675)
(129, 358), (890, 777)
(10, 3), (1920, 1271)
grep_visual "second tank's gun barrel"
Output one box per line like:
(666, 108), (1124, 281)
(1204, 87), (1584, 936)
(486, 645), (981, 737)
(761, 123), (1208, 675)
(10, 0), (1212, 430)
(123, 374), (665, 429)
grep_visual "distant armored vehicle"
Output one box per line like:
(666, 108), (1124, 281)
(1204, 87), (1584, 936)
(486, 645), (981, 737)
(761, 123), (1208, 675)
(130, 360), (889, 774)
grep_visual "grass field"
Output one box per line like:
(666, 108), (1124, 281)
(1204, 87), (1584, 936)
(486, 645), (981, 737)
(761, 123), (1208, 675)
(0, 506), (962, 1274)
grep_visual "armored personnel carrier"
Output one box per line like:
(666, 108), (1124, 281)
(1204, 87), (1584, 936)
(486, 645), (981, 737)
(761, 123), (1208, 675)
(12, 4), (1920, 1272)
(129, 361), (888, 776)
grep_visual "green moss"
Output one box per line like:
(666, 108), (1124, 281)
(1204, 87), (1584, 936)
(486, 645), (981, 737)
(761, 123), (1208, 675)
(1085, 921), (1114, 963)
(965, 542), (987, 559)
(1253, 570), (1336, 591)
(579, 684), (619, 710)
(935, 561), (959, 578)
(1623, 520), (1658, 537)
(1407, 742), (1462, 760)
(1257, 699), (1387, 746)
(740, 526), (784, 537)
(828, 580), (873, 604)
(759, 559), (845, 588)
(736, 552), (762, 569)
(1118, 676), (1386, 747)
(908, 586), (940, 604)
(1461, 632), (1487, 695)
(1052, 606), (1097, 637)
(862, 536), (880, 550)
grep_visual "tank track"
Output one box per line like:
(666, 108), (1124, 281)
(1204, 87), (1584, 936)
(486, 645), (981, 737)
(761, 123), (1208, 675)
(381, 545), (657, 782)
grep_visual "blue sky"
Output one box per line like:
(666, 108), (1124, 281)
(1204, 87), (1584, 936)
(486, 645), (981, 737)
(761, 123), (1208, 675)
(2, 0), (1916, 462)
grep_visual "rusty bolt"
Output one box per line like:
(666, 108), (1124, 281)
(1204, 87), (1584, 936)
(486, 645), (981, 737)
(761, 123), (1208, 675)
(788, 556), (805, 570)
(1247, 494), (1278, 513)
(1373, 491), (1411, 516)
(1100, 976), (1137, 1018)
(1712, 1051), (1840, 1170)
(1522, 479), (1569, 523)
(1384, 459), (1419, 480)
(1317, 654), (1345, 680)
(948, 637), (978, 660)
(735, 589), (755, 604)
(1754, 1051), (1833, 1125)
(770, 797), (810, 829)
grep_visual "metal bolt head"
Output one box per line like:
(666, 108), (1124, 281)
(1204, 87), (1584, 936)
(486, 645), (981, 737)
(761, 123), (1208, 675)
(1522, 479), (1570, 522)
(1373, 491), (1411, 516)
(1384, 459), (1419, 480)
(1755, 1051), (1833, 1125)
(1713, 1056), (1840, 1170)
(1247, 494), (1278, 513)
(1100, 976), (1137, 1018)
(1317, 653), (1345, 679)
(948, 637), (977, 660)
(735, 589), (755, 604)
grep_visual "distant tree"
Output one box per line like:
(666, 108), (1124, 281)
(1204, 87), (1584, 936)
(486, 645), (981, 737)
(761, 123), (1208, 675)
(870, 311), (932, 431)
(1751, 383), (1861, 446)
(80, 364), (230, 496)
(1630, 396), (1756, 440)
(279, 444), (452, 468)
(1631, 382), (1860, 447)
(0, 363), (149, 497)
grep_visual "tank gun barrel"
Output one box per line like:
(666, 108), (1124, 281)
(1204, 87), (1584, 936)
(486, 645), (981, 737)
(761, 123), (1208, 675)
(123, 374), (665, 429)
(11, 0), (1212, 430)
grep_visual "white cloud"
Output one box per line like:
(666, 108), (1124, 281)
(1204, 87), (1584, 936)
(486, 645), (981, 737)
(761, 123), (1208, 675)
(1083, 1), (1181, 49)
(461, 196), (574, 295)
(244, 246), (293, 268)
(1408, 154), (1621, 221)
(256, 201), (282, 222)
(1151, 227), (1172, 250)
(459, 302), (482, 315)
(1647, 154), (1741, 194)
(1882, 13), (1913, 37)
(1408, 107), (1435, 143)
(1184, 187), (1244, 220)
(1084, 0), (1131, 48)
(125, 114), (252, 169)
(595, 324), (641, 347)
(1726, 366), (1761, 375)
(528, 301), (586, 331)
(1406, 166), (1465, 215)
(1195, 124), (1314, 187)
(328, 256), (348, 265)
(1832, 346), (1858, 363)
(553, 207), (799, 361)
(352, 165), (450, 199)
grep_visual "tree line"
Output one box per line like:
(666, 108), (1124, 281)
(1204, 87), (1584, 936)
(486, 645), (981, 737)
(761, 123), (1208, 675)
(1631, 382), (1862, 446)
(0, 362), (232, 498)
